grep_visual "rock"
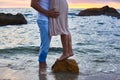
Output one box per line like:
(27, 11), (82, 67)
(52, 59), (79, 74)
(78, 5), (120, 19)
(0, 13), (27, 26)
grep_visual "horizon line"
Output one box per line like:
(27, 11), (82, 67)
(0, 7), (119, 9)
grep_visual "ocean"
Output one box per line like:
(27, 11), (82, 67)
(0, 8), (120, 76)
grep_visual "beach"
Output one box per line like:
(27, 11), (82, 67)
(0, 8), (120, 80)
(0, 49), (120, 80)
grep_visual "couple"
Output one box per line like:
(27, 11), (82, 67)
(31, 0), (73, 73)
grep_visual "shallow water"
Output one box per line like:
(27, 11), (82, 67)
(0, 8), (120, 75)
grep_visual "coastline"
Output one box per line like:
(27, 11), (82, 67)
(0, 52), (120, 80)
(0, 65), (120, 80)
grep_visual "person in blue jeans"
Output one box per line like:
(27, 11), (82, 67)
(31, 0), (59, 73)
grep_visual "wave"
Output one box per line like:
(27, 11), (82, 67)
(24, 13), (33, 17)
(68, 13), (77, 16)
(0, 46), (62, 54)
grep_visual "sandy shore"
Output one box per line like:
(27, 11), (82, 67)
(0, 53), (120, 80)
(0, 67), (120, 80)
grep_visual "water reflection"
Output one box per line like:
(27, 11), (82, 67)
(39, 73), (47, 80)
(53, 72), (78, 80)
(39, 72), (78, 80)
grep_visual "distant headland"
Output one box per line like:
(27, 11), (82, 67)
(78, 6), (120, 19)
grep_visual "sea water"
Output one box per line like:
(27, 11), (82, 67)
(0, 8), (120, 74)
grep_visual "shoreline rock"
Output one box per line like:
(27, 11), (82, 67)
(52, 59), (79, 74)
(0, 13), (27, 26)
(78, 5), (120, 19)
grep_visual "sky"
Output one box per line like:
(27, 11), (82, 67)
(0, 0), (120, 9)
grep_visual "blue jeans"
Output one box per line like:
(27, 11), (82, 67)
(37, 20), (51, 62)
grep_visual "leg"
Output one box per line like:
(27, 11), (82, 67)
(37, 20), (51, 73)
(61, 34), (68, 56)
(67, 33), (73, 56)
(58, 34), (73, 61)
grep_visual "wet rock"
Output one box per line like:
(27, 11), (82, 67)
(78, 5), (120, 19)
(0, 13), (27, 26)
(52, 59), (79, 74)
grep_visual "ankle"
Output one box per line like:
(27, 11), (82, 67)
(39, 62), (47, 68)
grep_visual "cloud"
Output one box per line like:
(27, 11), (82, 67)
(111, 0), (120, 2)
(0, 0), (30, 8)
(68, 0), (102, 3)
(68, 0), (120, 3)
(0, 0), (119, 8)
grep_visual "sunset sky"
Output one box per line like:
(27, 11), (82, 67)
(0, 0), (120, 9)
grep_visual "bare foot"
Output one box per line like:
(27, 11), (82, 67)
(39, 67), (47, 74)
(57, 53), (74, 61)
(39, 62), (47, 74)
